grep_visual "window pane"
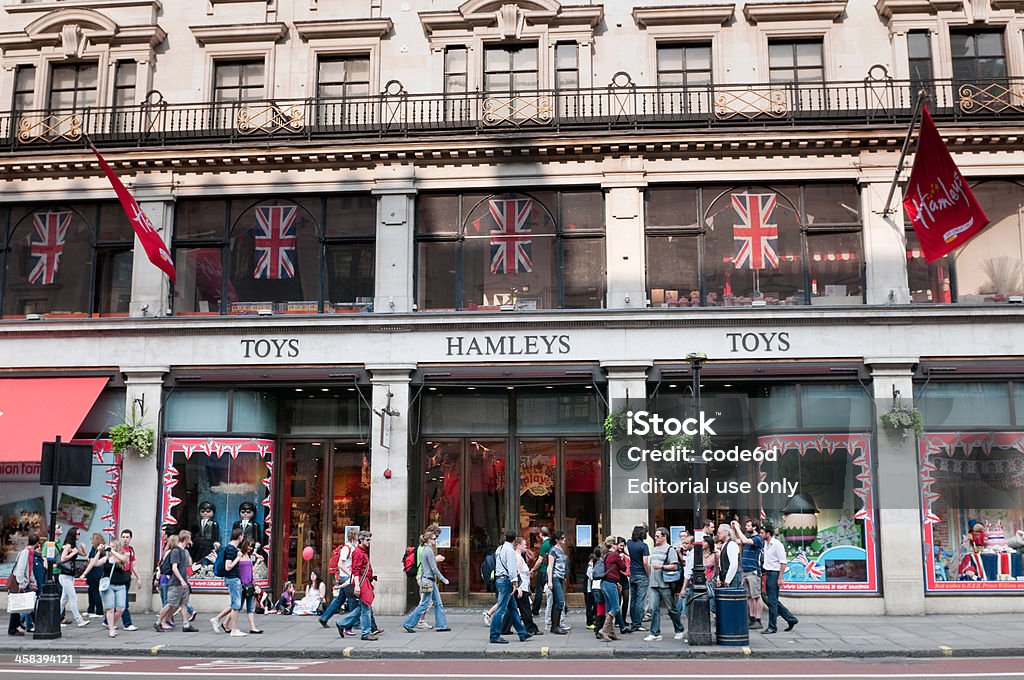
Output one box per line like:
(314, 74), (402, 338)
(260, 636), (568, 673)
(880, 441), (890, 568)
(446, 47), (467, 74)
(517, 392), (601, 433)
(347, 58), (370, 81)
(95, 248), (133, 315)
(98, 202), (135, 242)
(484, 73), (511, 92)
(804, 184), (860, 226)
(950, 34), (973, 58)
(918, 382), (1010, 427)
(658, 46), (683, 70)
(978, 57), (1007, 79)
(808, 232), (862, 304)
(15, 65), (35, 93)
(417, 241), (458, 310)
(556, 72), (578, 90)
(165, 391), (230, 432)
(686, 46), (712, 72)
(753, 385), (798, 430)
(484, 48), (509, 72)
(908, 32), (931, 60)
(796, 42), (823, 66)
(975, 31), (1005, 57)
(176, 200), (226, 240)
(416, 195), (460, 236)
(280, 394), (368, 436)
(115, 62), (137, 88)
(446, 74), (467, 94)
(516, 47), (538, 72)
(326, 243), (375, 307)
(658, 72), (684, 88)
(954, 181), (1024, 302)
(561, 191), (604, 232)
(319, 59), (344, 84)
(769, 43), (794, 67)
(1013, 384), (1024, 424)
(646, 187), (698, 228)
(421, 394), (509, 433)
(513, 72), (537, 91)
(906, 229), (951, 303)
(325, 194), (375, 237)
(50, 65), (77, 91)
(801, 384), (871, 429)
(563, 238), (604, 309)
(463, 235), (556, 309)
(647, 235), (700, 307)
(555, 43), (577, 70)
(232, 391), (277, 433)
(215, 63), (240, 88)
(173, 247), (226, 313)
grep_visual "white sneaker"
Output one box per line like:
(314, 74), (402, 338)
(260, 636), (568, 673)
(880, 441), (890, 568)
(482, 611), (491, 626)
(416, 621), (433, 629)
(229, 629), (247, 637)
(674, 632), (686, 640)
(88, 613), (103, 619)
(560, 625), (571, 631)
(210, 617), (224, 634)
(77, 620), (91, 628)
(123, 625), (138, 631)
(644, 634), (663, 642)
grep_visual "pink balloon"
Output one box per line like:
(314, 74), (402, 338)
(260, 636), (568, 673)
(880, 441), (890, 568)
(302, 546), (314, 561)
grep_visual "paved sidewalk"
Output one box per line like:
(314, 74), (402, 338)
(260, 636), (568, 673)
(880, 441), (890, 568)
(1, 609), (1021, 659)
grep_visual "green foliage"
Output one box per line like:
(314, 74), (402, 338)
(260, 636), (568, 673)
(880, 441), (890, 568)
(603, 407), (629, 442)
(109, 403), (155, 457)
(880, 400), (924, 442)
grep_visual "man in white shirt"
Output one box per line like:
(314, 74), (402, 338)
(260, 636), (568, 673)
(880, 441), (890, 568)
(760, 524), (798, 634)
(717, 524), (741, 588)
(489, 530), (533, 644)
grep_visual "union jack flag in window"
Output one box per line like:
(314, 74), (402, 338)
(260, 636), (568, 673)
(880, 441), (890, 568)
(489, 198), (533, 274)
(28, 210), (72, 285)
(253, 205), (297, 280)
(731, 193), (779, 270)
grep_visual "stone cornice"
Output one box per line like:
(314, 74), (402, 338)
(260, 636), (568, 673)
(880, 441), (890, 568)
(293, 18), (394, 41)
(189, 23), (287, 46)
(632, 4), (736, 27)
(743, 1), (848, 23)
(874, 0), (963, 18)
(3, 0), (161, 13)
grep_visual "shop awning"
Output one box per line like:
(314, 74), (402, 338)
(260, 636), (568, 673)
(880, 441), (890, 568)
(0, 377), (108, 462)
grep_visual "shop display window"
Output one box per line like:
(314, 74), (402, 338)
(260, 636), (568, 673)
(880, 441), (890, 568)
(0, 440), (121, 586)
(160, 438), (274, 589)
(415, 190), (605, 311)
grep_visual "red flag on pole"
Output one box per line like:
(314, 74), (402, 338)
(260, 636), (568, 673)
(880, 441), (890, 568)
(92, 147), (176, 283)
(902, 106), (989, 263)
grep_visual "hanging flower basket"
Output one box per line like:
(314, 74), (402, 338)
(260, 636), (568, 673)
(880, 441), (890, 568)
(109, 403), (155, 458)
(879, 400), (924, 443)
(603, 407), (629, 442)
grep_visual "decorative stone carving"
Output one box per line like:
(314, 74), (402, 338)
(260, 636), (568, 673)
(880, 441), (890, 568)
(496, 4), (525, 38)
(61, 23), (86, 58)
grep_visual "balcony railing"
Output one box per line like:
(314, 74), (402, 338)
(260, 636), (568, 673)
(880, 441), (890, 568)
(4, 73), (1024, 151)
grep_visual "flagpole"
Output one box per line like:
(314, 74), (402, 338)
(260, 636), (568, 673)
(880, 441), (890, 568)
(881, 90), (928, 217)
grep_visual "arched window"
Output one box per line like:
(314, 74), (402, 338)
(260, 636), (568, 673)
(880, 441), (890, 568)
(1, 203), (133, 317)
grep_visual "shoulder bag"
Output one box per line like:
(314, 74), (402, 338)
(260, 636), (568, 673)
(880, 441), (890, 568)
(99, 559), (115, 592)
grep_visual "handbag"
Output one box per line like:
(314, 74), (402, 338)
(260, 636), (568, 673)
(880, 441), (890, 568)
(242, 583), (255, 599)
(418, 577), (435, 594)
(7, 590), (37, 614)
(98, 560), (115, 592)
(662, 547), (681, 583)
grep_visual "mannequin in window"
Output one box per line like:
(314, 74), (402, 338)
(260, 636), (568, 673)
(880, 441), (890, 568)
(233, 502), (262, 551)
(190, 501), (220, 565)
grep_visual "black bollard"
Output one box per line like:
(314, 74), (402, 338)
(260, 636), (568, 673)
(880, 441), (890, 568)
(686, 585), (713, 645)
(32, 580), (62, 640)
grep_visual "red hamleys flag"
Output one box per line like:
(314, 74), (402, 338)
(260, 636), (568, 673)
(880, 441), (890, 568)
(28, 210), (71, 285)
(93, 147), (176, 282)
(903, 107), (989, 262)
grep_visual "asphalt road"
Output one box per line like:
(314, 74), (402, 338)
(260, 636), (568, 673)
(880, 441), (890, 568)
(0, 656), (1022, 679)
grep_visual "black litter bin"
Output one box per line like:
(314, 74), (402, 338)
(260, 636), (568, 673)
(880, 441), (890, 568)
(715, 586), (749, 646)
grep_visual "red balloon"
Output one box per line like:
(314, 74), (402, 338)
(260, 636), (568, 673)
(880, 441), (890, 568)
(302, 546), (314, 561)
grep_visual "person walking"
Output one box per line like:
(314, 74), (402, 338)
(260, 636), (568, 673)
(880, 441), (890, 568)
(7, 534), (37, 637)
(155, 531), (198, 632)
(615, 537), (630, 634)
(237, 539), (263, 633)
(584, 546), (600, 630)
(403, 531), (450, 633)
(760, 523), (798, 634)
(319, 536), (354, 628)
(334, 531), (376, 640)
(111, 530), (141, 632)
(56, 527), (89, 628)
(625, 525), (650, 632)
(418, 524), (444, 630)
(677, 533), (695, 616)
(597, 536), (626, 642)
(210, 527), (245, 636)
(736, 519), (765, 629)
(529, 527), (550, 619)
(84, 533), (105, 618)
(99, 535), (132, 638)
(489, 530), (532, 644)
(546, 530), (568, 635)
(646, 527), (685, 642)
(702, 534), (718, 614)
(503, 538), (541, 636)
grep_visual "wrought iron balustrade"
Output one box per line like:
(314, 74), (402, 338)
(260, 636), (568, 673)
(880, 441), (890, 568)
(3, 75), (1024, 152)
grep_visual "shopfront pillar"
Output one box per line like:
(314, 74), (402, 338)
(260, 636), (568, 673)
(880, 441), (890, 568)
(372, 170), (416, 314)
(129, 180), (175, 318)
(602, 361), (651, 539)
(868, 359), (926, 615)
(860, 177), (911, 305)
(603, 159), (647, 310)
(367, 365), (415, 614)
(120, 366), (168, 612)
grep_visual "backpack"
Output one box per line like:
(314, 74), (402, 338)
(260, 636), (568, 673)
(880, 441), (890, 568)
(213, 547), (227, 578)
(402, 546), (417, 576)
(328, 544), (343, 577)
(480, 551), (497, 592)
(591, 554), (607, 580)
(159, 550), (173, 576)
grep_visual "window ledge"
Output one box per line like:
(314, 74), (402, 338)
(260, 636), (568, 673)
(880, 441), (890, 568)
(189, 22), (286, 46)
(874, 0), (963, 18)
(743, 0), (847, 23)
(293, 18), (393, 41)
(632, 4), (736, 28)
(4, 0), (161, 12)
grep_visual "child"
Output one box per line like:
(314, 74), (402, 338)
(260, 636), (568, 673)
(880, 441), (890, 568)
(274, 581), (295, 615)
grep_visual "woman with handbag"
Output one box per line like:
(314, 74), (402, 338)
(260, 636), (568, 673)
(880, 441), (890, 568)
(402, 531), (450, 633)
(236, 539), (263, 633)
(56, 527), (90, 628)
(7, 534), (38, 637)
(83, 533), (105, 618)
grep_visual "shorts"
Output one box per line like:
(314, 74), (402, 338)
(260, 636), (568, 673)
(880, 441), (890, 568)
(166, 583), (190, 608)
(225, 577), (243, 610)
(101, 584), (127, 610)
(742, 571), (762, 599)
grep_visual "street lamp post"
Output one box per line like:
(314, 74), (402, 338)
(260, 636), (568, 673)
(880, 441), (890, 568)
(686, 352), (713, 645)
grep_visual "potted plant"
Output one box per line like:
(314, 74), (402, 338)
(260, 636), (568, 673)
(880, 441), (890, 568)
(109, 402), (156, 458)
(879, 399), (924, 443)
(603, 407), (630, 442)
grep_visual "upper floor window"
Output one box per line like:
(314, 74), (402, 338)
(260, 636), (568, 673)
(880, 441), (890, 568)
(908, 31), (934, 83)
(645, 183), (862, 308)
(445, 47), (469, 95)
(214, 60), (264, 102)
(317, 56), (370, 99)
(416, 190), (605, 311)
(49, 62), (98, 111)
(554, 43), (579, 91)
(950, 30), (1006, 81)
(110, 60), (137, 132)
(12, 65), (35, 114)
(172, 195), (376, 315)
(0, 203), (134, 318)
(768, 40), (824, 84)
(484, 45), (538, 94)
(657, 44), (712, 88)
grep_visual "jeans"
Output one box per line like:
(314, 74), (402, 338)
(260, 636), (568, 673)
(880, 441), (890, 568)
(58, 574), (83, 623)
(336, 600), (372, 637)
(543, 582), (566, 629)
(628, 574), (649, 630)
(319, 581), (350, 624)
(600, 580), (620, 615)
(87, 580), (103, 615)
(225, 577), (242, 610)
(502, 591), (538, 635)
(531, 574), (544, 615)
(101, 584), (127, 611)
(764, 571), (797, 630)
(649, 585), (684, 636)
(404, 580), (447, 630)
(489, 576), (528, 641)
(549, 578), (565, 624)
